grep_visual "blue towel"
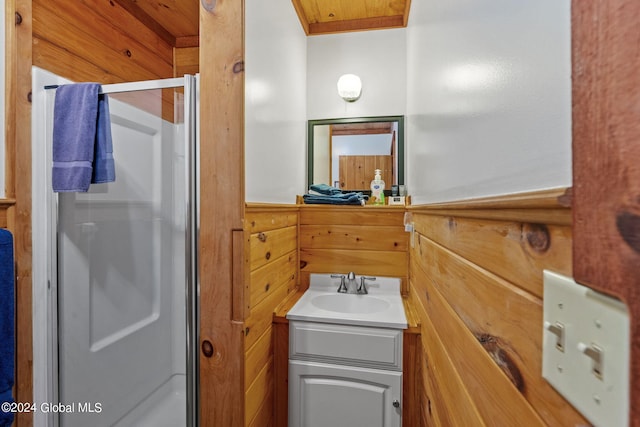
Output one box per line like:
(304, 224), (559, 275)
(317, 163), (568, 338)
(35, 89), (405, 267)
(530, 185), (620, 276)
(92, 94), (115, 184)
(0, 230), (14, 427)
(309, 184), (342, 195)
(52, 83), (115, 192)
(303, 192), (366, 205)
(0, 389), (12, 427)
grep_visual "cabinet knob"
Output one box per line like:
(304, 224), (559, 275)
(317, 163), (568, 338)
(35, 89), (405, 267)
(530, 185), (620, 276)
(393, 400), (400, 408)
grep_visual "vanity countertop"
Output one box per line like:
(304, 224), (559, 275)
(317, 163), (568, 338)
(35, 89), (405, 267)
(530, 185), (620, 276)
(274, 288), (421, 334)
(285, 274), (408, 329)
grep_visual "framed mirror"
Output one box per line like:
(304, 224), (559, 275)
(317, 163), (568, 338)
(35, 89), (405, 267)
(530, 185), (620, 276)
(307, 116), (404, 194)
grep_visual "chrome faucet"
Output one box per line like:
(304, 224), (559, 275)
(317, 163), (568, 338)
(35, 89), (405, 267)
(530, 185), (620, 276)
(331, 274), (348, 293)
(332, 272), (358, 293)
(332, 272), (373, 294)
(346, 271), (357, 294)
(358, 276), (376, 294)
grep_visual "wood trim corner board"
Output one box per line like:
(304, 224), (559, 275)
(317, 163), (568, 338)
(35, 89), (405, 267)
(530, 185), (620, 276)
(408, 187), (572, 226)
(199, 1), (245, 425)
(7, 0), (34, 425)
(571, 1), (640, 425)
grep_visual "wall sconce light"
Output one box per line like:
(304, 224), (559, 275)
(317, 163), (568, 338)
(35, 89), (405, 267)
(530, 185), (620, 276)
(337, 74), (362, 102)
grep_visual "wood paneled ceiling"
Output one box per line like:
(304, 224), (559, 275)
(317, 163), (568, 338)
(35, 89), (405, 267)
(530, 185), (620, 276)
(114, 1), (410, 45)
(115, 0), (199, 46)
(292, 0), (412, 35)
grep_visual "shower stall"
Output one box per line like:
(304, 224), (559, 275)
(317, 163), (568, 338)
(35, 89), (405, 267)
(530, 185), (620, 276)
(31, 68), (199, 427)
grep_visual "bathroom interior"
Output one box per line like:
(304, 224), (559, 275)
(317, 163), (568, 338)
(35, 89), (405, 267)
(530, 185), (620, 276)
(1, 0), (639, 426)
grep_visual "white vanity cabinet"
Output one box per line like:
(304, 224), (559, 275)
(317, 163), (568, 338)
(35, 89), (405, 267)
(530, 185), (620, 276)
(288, 320), (403, 427)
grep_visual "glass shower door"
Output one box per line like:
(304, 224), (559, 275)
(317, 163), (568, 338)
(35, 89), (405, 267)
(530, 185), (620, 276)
(54, 76), (197, 427)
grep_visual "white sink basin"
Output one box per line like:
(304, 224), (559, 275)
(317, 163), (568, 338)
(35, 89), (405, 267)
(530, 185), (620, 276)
(311, 294), (390, 314)
(286, 274), (408, 329)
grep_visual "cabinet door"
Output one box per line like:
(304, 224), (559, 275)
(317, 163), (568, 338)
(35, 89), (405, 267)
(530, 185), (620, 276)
(289, 360), (402, 427)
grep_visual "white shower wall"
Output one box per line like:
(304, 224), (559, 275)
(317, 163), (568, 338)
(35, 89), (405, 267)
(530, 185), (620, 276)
(31, 68), (188, 427)
(56, 92), (186, 427)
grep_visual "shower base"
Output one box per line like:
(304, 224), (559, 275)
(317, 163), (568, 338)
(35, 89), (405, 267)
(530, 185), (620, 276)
(114, 374), (186, 427)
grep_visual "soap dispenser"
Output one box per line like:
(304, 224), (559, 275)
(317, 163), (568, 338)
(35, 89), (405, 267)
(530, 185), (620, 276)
(370, 169), (386, 205)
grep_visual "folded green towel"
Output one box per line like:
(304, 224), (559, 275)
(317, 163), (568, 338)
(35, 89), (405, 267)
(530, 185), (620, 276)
(303, 192), (365, 205)
(309, 183), (342, 195)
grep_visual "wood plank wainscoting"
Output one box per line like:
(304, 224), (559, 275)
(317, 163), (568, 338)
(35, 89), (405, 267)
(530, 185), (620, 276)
(248, 192), (597, 426)
(245, 205), (299, 427)
(406, 188), (588, 426)
(298, 205), (409, 292)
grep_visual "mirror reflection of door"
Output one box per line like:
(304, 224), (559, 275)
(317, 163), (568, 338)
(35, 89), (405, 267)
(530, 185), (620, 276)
(315, 122), (397, 190)
(309, 116), (404, 193)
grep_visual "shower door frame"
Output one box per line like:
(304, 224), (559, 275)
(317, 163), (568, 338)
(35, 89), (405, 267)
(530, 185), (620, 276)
(31, 71), (199, 427)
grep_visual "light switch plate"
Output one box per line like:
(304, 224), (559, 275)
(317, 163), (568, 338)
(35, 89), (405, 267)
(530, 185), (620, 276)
(543, 271), (629, 427)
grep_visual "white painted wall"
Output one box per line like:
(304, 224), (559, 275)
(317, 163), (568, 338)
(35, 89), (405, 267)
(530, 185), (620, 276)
(406, 0), (572, 203)
(246, 1), (571, 204)
(245, 0), (307, 203)
(307, 30), (406, 120)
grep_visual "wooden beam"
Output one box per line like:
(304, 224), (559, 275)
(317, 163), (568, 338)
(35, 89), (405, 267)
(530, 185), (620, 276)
(290, 0), (310, 35)
(176, 35), (200, 48)
(4, 2), (15, 199)
(571, 1), (640, 425)
(8, 0), (33, 425)
(402, 0), (412, 27)
(111, 0), (175, 46)
(308, 15), (405, 35)
(199, 0), (246, 424)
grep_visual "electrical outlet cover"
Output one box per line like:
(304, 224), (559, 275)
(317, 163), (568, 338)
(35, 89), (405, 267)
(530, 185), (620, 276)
(542, 271), (629, 427)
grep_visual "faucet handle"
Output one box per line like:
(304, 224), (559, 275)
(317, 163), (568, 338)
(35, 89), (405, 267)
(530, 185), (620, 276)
(358, 276), (376, 294)
(331, 274), (348, 293)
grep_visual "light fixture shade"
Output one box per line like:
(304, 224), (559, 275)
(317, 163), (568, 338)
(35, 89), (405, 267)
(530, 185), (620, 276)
(337, 74), (362, 102)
